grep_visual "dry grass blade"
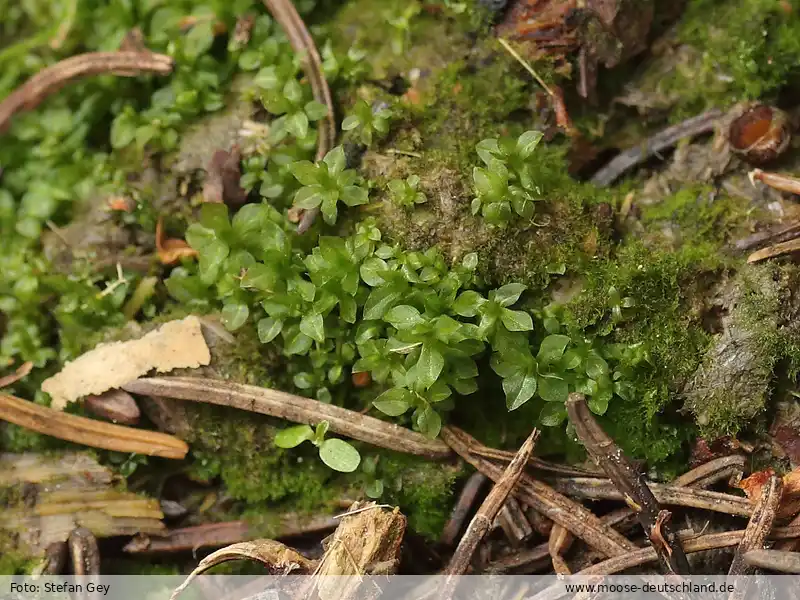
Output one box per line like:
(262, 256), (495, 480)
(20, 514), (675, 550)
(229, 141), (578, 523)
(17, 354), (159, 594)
(567, 393), (690, 574)
(171, 540), (315, 600)
(0, 392), (188, 459)
(0, 52), (173, 134)
(262, 0), (335, 233)
(441, 426), (635, 559)
(123, 376), (451, 458)
(443, 429), (539, 576)
(743, 549), (800, 574)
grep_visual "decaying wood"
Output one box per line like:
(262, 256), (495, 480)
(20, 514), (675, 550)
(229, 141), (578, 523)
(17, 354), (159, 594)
(0, 52), (173, 134)
(123, 515), (340, 554)
(734, 221), (800, 252)
(729, 475), (782, 576)
(0, 392), (188, 458)
(123, 376), (451, 459)
(440, 472), (487, 547)
(590, 108), (723, 186)
(171, 540), (315, 600)
(743, 549), (800, 573)
(43, 316), (211, 410)
(262, 0), (334, 233)
(444, 429), (539, 576)
(38, 542), (68, 575)
(550, 477), (752, 517)
(0, 453), (165, 555)
(673, 454), (746, 488)
(747, 237), (800, 264)
(548, 524), (573, 575)
(525, 506), (554, 537)
(495, 497), (533, 546)
(68, 528), (100, 576)
(441, 426), (636, 559)
(567, 393), (690, 574)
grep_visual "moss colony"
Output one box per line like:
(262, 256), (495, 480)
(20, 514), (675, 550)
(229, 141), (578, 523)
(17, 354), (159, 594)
(3, 0), (800, 572)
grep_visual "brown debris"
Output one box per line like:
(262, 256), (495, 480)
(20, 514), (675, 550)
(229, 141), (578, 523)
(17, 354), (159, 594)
(68, 527), (100, 576)
(156, 217), (198, 265)
(566, 393), (690, 574)
(729, 105), (791, 165)
(443, 429), (539, 577)
(0, 361), (33, 388)
(0, 392), (188, 458)
(202, 145), (247, 206)
(743, 549), (800, 574)
(84, 389), (141, 425)
(42, 316), (211, 410)
(0, 52), (173, 134)
(495, 496), (534, 546)
(440, 472), (487, 547)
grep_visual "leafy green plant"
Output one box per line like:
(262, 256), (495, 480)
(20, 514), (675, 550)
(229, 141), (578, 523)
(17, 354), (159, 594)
(387, 175), (426, 208)
(342, 100), (393, 147)
(386, 3), (421, 55)
(274, 420), (361, 472)
(289, 146), (369, 224)
(471, 130), (545, 227)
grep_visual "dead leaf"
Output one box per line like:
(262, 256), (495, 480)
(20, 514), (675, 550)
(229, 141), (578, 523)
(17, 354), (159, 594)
(156, 217), (198, 265)
(738, 469), (776, 502)
(202, 145), (247, 206)
(649, 510), (674, 557)
(107, 196), (134, 212)
(0, 361), (32, 388)
(738, 468), (800, 520)
(42, 316), (211, 410)
(171, 540), (314, 600)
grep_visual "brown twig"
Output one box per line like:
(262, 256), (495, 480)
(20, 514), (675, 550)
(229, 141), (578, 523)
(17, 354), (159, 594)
(749, 168), (800, 196)
(733, 221), (800, 252)
(590, 109), (723, 186)
(747, 237), (800, 264)
(0, 52), (173, 134)
(440, 472), (487, 547)
(443, 429), (539, 576)
(123, 515), (339, 554)
(567, 393), (690, 574)
(122, 376), (451, 459)
(470, 445), (605, 477)
(729, 474), (782, 576)
(0, 392), (188, 458)
(441, 427), (636, 559)
(550, 477), (752, 516)
(548, 524), (573, 574)
(495, 497), (533, 546)
(0, 361), (33, 388)
(743, 549), (800, 574)
(262, 0), (334, 233)
(673, 454), (746, 488)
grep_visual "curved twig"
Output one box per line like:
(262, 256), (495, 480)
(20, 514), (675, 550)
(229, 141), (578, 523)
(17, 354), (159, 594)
(262, 0), (335, 233)
(122, 376), (452, 459)
(0, 52), (174, 134)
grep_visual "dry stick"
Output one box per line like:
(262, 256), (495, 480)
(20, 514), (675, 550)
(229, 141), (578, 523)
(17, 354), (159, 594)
(0, 392), (188, 459)
(566, 393), (690, 574)
(0, 52), (173, 134)
(443, 429), (540, 576)
(484, 454), (747, 575)
(733, 221), (800, 252)
(470, 445), (605, 477)
(123, 376), (451, 459)
(729, 475), (782, 576)
(743, 549), (800, 574)
(590, 108), (723, 186)
(749, 168), (800, 196)
(262, 0), (334, 233)
(123, 516), (339, 555)
(440, 427), (636, 559)
(440, 472), (488, 547)
(550, 477), (752, 517)
(747, 237), (800, 264)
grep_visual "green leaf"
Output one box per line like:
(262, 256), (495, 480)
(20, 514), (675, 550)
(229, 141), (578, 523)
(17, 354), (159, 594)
(501, 308), (533, 332)
(110, 114), (136, 149)
(417, 343), (444, 389)
(319, 438), (361, 472)
(537, 334), (571, 364)
(221, 303), (249, 331)
(538, 376), (569, 403)
(384, 305), (423, 330)
(275, 424), (314, 448)
(539, 403), (567, 427)
(300, 313), (325, 342)
(342, 115), (360, 130)
(294, 185), (324, 208)
(323, 146), (346, 174)
(341, 185), (368, 206)
(503, 370), (537, 411)
(305, 100), (329, 120)
(416, 406), (442, 439)
(462, 252), (479, 271)
(315, 420), (330, 441)
(285, 331), (313, 355)
(289, 161), (320, 185)
(363, 286), (402, 320)
(586, 353), (610, 380)
(184, 21), (215, 60)
(373, 388), (413, 416)
(286, 111), (309, 139)
(199, 203), (230, 234)
(588, 393), (610, 416)
(492, 283), (527, 307)
(365, 479), (384, 498)
(517, 130), (543, 159)
(453, 290), (486, 317)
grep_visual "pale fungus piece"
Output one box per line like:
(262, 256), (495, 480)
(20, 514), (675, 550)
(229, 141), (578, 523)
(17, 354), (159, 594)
(42, 316), (211, 410)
